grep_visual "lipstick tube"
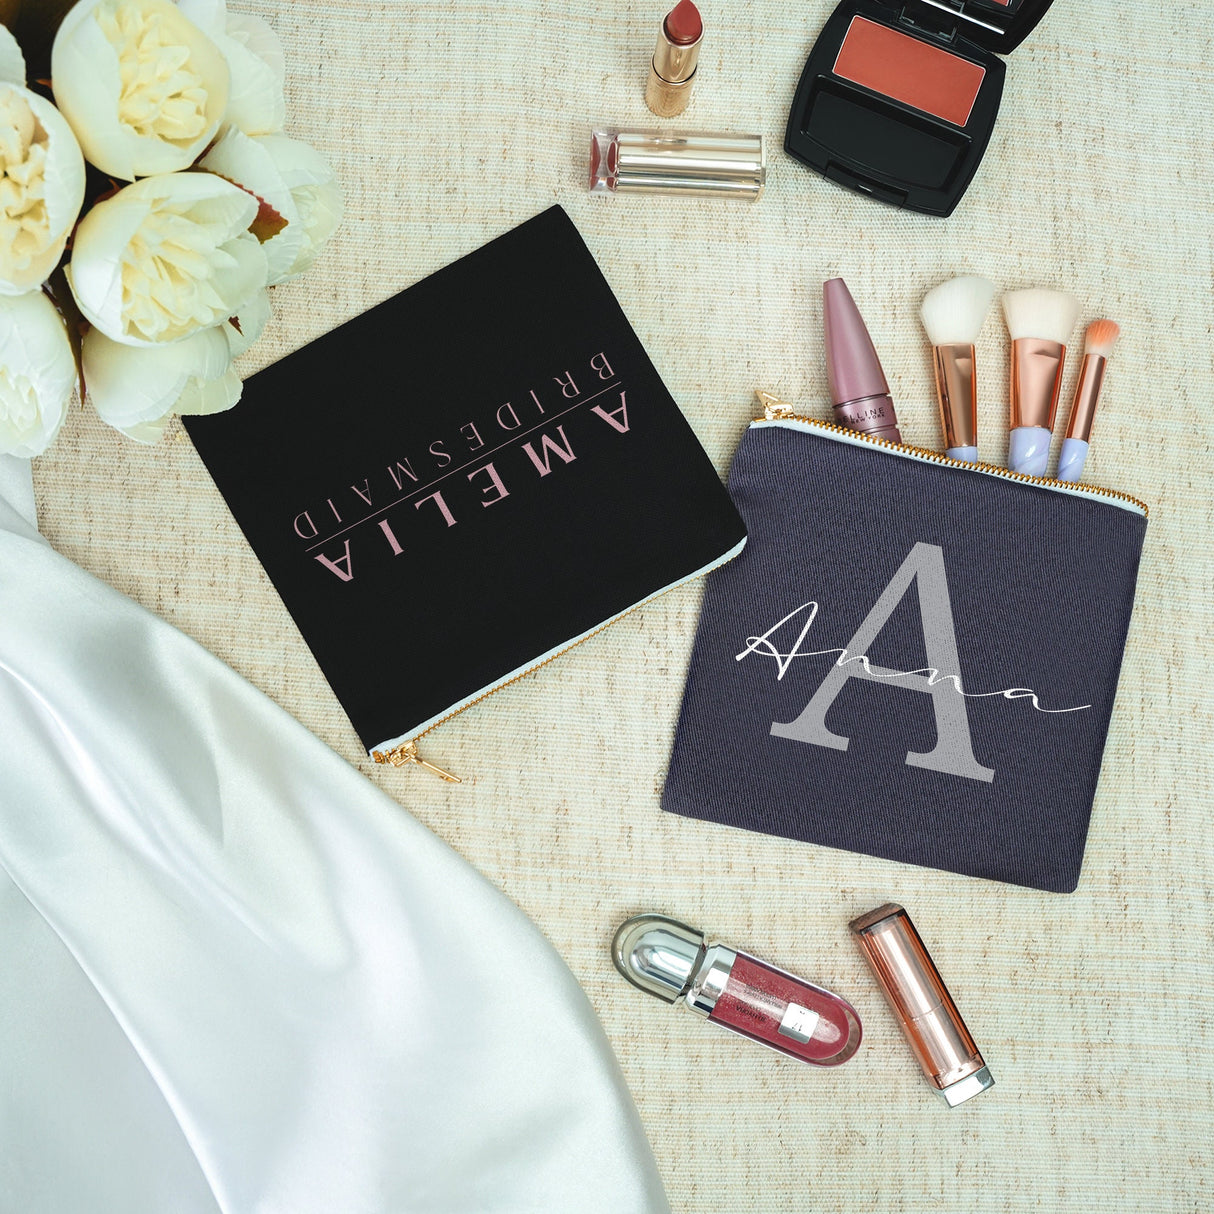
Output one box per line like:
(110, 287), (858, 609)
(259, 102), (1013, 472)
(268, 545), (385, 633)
(589, 129), (765, 200)
(613, 914), (862, 1066)
(849, 903), (993, 1107)
(646, 0), (703, 117)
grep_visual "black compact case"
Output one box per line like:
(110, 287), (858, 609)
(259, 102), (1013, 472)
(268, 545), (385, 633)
(785, 0), (1055, 216)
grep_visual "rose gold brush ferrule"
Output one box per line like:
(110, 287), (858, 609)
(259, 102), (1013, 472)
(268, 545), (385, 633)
(932, 342), (977, 451)
(1009, 337), (1067, 431)
(850, 904), (993, 1108)
(646, 6), (703, 117)
(1065, 353), (1107, 443)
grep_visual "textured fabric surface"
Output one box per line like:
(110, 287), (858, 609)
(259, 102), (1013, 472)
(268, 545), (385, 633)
(27, 1), (1213, 1210)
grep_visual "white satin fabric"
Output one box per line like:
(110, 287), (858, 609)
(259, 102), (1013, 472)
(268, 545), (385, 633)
(0, 455), (667, 1214)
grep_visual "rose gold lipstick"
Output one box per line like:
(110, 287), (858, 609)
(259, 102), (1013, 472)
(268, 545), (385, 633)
(823, 278), (901, 444)
(646, 0), (703, 117)
(850, 903), (993, 1107)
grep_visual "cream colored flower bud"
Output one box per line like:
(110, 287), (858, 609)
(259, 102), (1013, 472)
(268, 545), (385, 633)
(0, 83), (87, 295)
(67, 171), (268, 346)
(201, 129), (341, 285)
(0, 290), (77, 458)
(52, 0), (229, 181)
(177, 0), (286, 135)
(84, 323), (241, 442)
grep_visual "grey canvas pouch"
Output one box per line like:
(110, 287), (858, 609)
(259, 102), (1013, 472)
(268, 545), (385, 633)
(662, 413), (1148, 893)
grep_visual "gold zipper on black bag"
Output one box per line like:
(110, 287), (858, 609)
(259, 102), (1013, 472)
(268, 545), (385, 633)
(372, 537), (746, 777)
(753, 391), (1149, 516)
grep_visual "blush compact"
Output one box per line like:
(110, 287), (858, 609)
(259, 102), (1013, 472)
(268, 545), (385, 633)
(784, 0), (1055, 216)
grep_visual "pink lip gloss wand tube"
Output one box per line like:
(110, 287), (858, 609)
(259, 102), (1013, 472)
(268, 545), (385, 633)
(612, 914), (862, 1066)
(823, 277), (902, 444)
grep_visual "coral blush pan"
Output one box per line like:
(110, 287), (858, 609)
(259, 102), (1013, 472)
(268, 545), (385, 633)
(833, 17), (985, 127)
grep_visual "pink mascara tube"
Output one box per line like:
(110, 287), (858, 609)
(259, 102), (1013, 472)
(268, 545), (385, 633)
(823, 277), (902, 443)
(613, 914), (862, 1066)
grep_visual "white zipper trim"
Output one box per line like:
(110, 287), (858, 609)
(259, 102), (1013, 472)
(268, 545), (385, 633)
(753, 419), (1147, 517)
(368, 534), (748, 756)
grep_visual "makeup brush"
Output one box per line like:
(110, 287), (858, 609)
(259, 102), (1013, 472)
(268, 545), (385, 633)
(1002, 287), (1080, 476)
(1057, 320), (1121, 483)
(920, 275), (996, 462)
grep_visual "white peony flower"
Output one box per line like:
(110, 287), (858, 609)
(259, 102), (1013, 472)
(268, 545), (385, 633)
(0, 290), (78, 458)
(0, 83), (87, 296)
(52, 0), (229, 181)
(223, 287), (270, 357)
(83, 323), (241, 442)
(67, 170), (267, 346)
(0, 23), (25, 87)
(177, 0), (286, 135)
(201, 128), (341, 284)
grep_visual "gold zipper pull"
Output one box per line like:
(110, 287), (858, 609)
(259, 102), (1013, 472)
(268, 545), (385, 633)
(755, 389), (795, 421)
(373, 739), (462, 782)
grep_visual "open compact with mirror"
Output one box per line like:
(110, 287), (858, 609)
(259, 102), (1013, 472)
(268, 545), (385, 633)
(784, 0), (1055, 215)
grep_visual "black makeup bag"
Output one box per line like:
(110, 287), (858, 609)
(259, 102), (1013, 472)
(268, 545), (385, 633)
(186, 207), (746, 778)
(662, 405), (1148, 893)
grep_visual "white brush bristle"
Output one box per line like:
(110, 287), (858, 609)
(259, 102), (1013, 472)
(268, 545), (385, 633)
(1002, 288), (1080, 344)
(919, 275), (997, 346)
(1084, 319), (1121, 358)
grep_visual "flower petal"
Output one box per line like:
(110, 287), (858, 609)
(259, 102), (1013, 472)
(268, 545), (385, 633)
(0, 291), (76, 458)
(68, 172), (266, 347)
(224, 288), (270, 357)
(0, 23), (25, 87)
(83, 322), (239, 439)
(200, 127), (302, 284)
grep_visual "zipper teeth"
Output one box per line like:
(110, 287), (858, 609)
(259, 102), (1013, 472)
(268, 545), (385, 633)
(759, 412), (1149, 517)
(373, 543), (744, 763)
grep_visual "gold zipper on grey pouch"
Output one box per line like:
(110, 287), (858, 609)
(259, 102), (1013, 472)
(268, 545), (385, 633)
(754, 391), (1148, 515)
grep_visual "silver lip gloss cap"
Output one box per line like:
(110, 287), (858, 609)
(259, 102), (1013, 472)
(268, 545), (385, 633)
(612, 914), (705, 1003)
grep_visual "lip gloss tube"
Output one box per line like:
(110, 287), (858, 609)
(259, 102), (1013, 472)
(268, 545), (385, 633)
(589, 129), (766, 201)
(849, 903), (993, 1107)
(613, 913), (862, 1066)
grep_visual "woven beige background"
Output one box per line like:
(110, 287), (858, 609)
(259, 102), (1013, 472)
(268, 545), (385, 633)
(30, 1), (1213, 1210)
